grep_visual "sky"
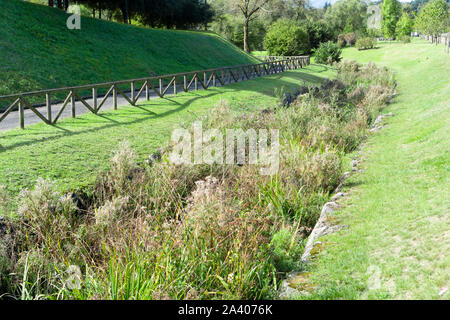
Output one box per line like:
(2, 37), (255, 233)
(309, 0), (413, 8)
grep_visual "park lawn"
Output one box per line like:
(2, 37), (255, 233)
(296, 39), (450, 300)
(0, 0), (257, 109)
(0, 64), (335, 198)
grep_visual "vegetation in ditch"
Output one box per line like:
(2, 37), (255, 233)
(0, 61), (395, 299)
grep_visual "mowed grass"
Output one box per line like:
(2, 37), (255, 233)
(298, 39), (449, 299)
(0, 65), (334, 197)
(0, 0), (257, 107)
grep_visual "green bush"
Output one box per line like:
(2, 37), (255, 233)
(314, 41), (343, 65)
(401, 35), (411, 43)
(299, 20), (334, 50)
(356, 37), (376, 50)
(264, 19), (310, 55)
(269, 228), (303, 273)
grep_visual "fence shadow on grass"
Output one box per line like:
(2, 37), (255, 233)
(0, 66), (333, 154)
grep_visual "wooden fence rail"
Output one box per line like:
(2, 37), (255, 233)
(254, 55), (308, 62)
(0, 56), (310, 129)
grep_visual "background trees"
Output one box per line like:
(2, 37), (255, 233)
(36, 0), (214, 29)
(324, 0), (368, 37)
(381, 0), (402, 39)
(396, 12), (414, 37)
(263, 19), (310, 55)
(228, 0), (272, 52)
(416, 0), (449, 42)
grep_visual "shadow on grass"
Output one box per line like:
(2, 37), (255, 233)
(0, 92), (219, 153)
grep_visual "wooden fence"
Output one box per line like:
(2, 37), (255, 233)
(0, 56), (309, 129)
(254, 55), (308, 62)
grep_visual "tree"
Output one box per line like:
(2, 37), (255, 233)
(416, 0), (449, 42)
(230, 0), (272, 52)
(299, 20), (334, 50)
(263, 19), (310, 55)
(381, 0), (401, 39)
(396, 12), (414, 37)
(324, 0), (368, 37)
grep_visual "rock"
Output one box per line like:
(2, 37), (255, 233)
(301, 201), (340, 264)
(71, 192), (86, 211)
(370, 125), (383, 132)
(146, 150), (162, 166)
(282, 92), (293, 107)
(330, 192), (346, 202)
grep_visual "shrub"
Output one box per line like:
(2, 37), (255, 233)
(314, 41), (342, 65)
(269, 228), (303, 273)
(401, 35), (411, 43)
(264, 20), (310, 55)
(356, 37), (376, 50)
(344, 32), (357, 46)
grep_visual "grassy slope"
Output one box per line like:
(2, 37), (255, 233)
(301, 39), (449, 299)
(0, 65), (334, 196)
(0, 0), (257, 99)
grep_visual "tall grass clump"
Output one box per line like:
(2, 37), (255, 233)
(0, 60), (395, 300)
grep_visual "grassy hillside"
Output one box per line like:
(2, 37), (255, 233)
(0, 0), (257, 99)
(295, 39), (449, 299)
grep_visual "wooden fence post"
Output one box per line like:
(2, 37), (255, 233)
(19, 97), (24, 129)
(46, 93), (52, 124)
(113, 85), (117, 110)
(173, 77), (177, 95)
(145, 81), (149, 100)
(92, 88), (97, 112)
(71, 90), (75, 118)
(130, 81), (135, 104)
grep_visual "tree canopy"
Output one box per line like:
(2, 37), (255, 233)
(381, 0), (402, 39)
(416, 0), (449, 37)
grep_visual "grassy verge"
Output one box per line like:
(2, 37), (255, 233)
(294, 39), (449, 299)
(0, 66), (334, 197)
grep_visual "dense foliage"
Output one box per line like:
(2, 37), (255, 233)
(416, 0), (449, 38)
(396, 12), (414, 37)
(356, 37), (376, 50)
(263, 20), (310, 55)
(381, 0), (402, 39)
(314, 41), (343, 64)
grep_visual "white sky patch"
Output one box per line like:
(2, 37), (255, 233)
(309, 0), (413, 9)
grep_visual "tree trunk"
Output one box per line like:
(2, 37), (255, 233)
(121, 7), (128, 24)
(92, 9), (95, 18)
(243, 18), (250, 53)
(64, 0), (69, 11)
(99, 7), (102, 20)
(56, 0), (63, 9)
(48, 0), (54, 7)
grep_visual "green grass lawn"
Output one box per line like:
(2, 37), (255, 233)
(0, 64), (334, 197)
(297, 39), (449, 300)
(0, 0), (257, 109)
